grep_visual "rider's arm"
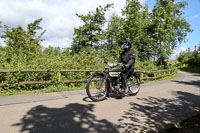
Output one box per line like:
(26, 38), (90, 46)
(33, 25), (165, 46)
(128, 51), (136, 66)
(118, 54), (122, 63)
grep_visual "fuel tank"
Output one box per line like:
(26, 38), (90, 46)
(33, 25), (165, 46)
(109, 71), (121, 77)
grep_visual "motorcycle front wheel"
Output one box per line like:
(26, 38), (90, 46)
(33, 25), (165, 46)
(86, 74), (108, 102)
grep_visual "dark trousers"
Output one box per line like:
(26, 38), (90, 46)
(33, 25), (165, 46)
(121, 68), (134, 89)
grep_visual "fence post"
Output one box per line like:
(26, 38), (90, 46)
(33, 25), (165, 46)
(57, 72), (62, 82)
(141, 72), (144, 82)
(154, 72), (157, 81)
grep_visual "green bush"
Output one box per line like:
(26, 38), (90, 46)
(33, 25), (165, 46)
(177, 45), (200, 72)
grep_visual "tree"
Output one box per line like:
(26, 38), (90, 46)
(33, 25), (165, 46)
(121, 0), (154, 60)
(121, 0), (143, 45)
(178, 46), (200, 67)
(1, 18), (45, 60)
(177, 48), (191, 64)
(152, 0), (192, 65)
(198, 42), (200, 52)
(105, 14), (124, 50)
(71, 4), (113, 53)
(137, 5), (155, 60)
(104, 6), (153, 60)
(102, 14), (124, 59)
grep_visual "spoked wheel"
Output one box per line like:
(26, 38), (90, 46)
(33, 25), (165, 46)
(128, 76), (140, 96)
(86, 74), (108, 102)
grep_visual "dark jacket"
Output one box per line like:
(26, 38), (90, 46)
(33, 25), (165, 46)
(118, 49), (136, 70)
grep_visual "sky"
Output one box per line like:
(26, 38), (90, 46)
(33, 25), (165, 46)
(0, 0), (199, 59)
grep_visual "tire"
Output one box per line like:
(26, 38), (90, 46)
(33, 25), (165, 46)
(128, 76), (140, 96)
(86, 73), (108, 102)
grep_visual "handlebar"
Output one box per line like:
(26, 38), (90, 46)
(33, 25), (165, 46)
(105, 62), (123, 68)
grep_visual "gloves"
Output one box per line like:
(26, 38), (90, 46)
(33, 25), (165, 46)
(124, 64), (130, 69)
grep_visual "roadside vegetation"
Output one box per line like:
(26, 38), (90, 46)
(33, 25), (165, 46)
(177, 46), (200, 73)
(162, 113), (200, 133)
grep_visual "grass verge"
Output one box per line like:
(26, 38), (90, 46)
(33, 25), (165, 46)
(142, 71), (178, 83)
(0, 84), (86, 96)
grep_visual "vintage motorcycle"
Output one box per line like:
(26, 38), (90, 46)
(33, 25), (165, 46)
(86, 61), (141, 102)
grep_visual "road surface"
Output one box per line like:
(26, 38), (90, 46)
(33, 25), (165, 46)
(0, 71), (199, 133)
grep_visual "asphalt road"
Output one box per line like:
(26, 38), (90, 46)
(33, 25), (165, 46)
(0, 71), (199, 133)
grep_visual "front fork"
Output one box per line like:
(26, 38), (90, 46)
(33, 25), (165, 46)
(104, 74), (111, 97)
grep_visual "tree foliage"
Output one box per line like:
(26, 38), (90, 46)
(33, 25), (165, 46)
(178, 43), (200, 66)
(71, 0), (192, 64)
(71, 4), (113, 53)
(152, 0), (192, 64)
(122, 1), (155, 60)
(1, 18), (45, 61)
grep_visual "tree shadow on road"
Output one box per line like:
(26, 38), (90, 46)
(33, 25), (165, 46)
(172, 80), (200, 88)
(118, 91), (200, 133)
(192, 73), (200, 77)
(13, 103), (119, 133)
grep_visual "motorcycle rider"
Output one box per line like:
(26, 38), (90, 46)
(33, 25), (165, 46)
(118, 41), (136, 93)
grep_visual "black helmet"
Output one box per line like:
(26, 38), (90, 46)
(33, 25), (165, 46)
(122, 41), (131, 50)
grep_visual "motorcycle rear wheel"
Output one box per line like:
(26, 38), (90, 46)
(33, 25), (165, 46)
(128, 76), (140, 95)
(86, 74), (108, 102)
